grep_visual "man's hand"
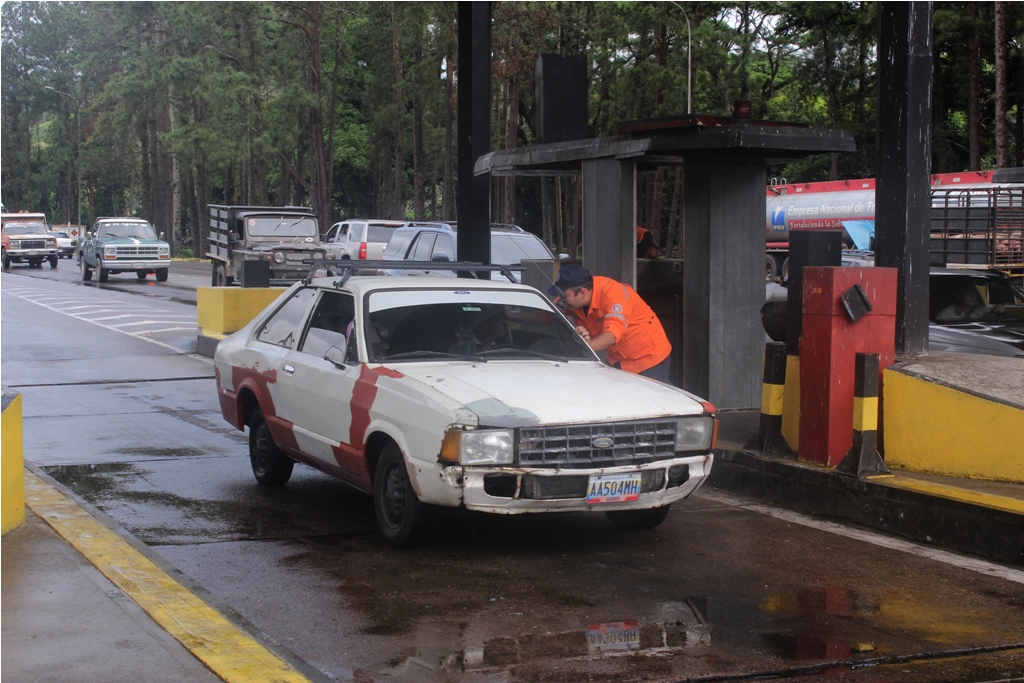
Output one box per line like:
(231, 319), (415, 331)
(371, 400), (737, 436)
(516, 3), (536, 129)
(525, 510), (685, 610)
(576, 325), (590, 341)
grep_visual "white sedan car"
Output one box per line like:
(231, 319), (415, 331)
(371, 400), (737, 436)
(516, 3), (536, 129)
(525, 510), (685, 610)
(214, 270), (717, 545)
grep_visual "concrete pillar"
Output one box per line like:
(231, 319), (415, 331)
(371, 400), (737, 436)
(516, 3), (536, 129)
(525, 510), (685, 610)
(875, 2), (932, 356)
(581, 158), (636, 287)
(683, 161), (766, 410)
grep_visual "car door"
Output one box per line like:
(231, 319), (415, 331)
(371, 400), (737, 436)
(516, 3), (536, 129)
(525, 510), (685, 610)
(251, 287), (318, 446)
(406, 232), (436, 276)
(275, 290), (367, 482)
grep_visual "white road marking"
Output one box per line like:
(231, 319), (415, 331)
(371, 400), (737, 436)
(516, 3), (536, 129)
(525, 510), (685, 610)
(2, 282), (196, 353)
(695, 488), (1024, 585)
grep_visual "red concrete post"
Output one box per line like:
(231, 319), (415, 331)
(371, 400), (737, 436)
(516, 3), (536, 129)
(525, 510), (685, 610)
(799, 267), (897, 466)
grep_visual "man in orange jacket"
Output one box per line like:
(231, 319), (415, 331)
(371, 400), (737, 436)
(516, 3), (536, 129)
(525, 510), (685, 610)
(549, 264), (673, 382)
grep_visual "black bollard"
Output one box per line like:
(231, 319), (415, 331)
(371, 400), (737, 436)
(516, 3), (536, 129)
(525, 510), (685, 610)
(745, 342), (792, 457)
(836, 353), (892, 478)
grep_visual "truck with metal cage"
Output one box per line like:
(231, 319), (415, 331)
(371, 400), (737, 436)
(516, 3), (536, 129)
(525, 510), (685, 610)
(207, 205), (326, 286)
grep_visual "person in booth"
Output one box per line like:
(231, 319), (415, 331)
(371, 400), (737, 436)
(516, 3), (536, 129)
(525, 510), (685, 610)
(636, 226), (659, 259)
(548, 264), (673, 382)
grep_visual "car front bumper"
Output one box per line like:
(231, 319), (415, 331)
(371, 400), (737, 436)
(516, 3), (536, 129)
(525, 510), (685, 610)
(7, 248), (58, 259)
(433, 454), (713, 514)
(103, 260), (169, 271)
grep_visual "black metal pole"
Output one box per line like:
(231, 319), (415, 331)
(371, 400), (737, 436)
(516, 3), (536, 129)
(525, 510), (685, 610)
(875, 2), (932, 356)
(456, 1), (491, 277)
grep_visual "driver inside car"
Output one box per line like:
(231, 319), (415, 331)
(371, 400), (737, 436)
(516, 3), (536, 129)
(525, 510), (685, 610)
(936, 283), (1006, 321)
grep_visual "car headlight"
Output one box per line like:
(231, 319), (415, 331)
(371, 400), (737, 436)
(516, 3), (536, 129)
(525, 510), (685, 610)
(9, 240), (19, 249)
(104, 246), (117, 256)
(273, 252), (286, 263)
(675, 417), (715, 451)
(158, 245), (169, 255)
(47, 239), (56, 248)
(440, 428), (514, 465)
(313, 252), (324, 259)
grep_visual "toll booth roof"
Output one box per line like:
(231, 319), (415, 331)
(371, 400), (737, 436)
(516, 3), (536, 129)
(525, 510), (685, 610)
(475, 120), (855, 176)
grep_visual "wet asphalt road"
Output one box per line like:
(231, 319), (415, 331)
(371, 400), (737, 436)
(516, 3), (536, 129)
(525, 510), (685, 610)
(3, 269), (1024, 683)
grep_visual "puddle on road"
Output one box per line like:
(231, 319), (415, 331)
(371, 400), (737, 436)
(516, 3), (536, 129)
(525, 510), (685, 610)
(110, 446), (213, 458)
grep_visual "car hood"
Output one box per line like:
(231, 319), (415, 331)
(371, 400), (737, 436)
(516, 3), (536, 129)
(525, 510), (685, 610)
(388, 361), (705, 428)
(931, 321), (1024, 356)
(99, 237), (167, 246)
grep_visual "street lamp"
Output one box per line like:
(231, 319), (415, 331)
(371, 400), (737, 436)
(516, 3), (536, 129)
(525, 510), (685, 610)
(44, 86), (82, 230)
(668, 1), (693, 114)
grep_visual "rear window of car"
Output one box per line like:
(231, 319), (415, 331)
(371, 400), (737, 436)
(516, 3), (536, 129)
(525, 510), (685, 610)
(492, 233), (554, 265)
(367, 224), (403, 243)
(51, 231), (70, 238)
(383, 230), (416, 258)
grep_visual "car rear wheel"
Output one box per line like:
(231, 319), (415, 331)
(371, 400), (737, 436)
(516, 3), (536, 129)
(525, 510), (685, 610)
(248, 407), (293, 486)
(374, 443), (436, 546)
(155, 268), (168, 282)
(605, 505), (671, 531)
(79, 255), (92, 281)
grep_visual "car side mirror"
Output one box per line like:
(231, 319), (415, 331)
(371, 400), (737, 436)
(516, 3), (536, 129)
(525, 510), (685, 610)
(159, 231), (165, 240)
(431, 254), (451, 263)
(230, 232), (242, 243)
(324, 345), (347, 368)
(558, 253), (570, 262)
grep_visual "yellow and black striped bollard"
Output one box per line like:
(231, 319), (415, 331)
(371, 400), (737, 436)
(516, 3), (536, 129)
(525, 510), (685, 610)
(836, 353), (891, 478)
(745, 342), (792, 457)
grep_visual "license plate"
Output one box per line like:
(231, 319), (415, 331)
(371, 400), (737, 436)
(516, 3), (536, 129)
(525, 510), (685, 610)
(586, 473), (642, 504)
(586, 621), (641, 653)
(27, 251), (38, 256)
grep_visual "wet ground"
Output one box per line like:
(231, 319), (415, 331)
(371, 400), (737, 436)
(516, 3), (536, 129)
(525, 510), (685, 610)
(4, 271), (1024, 683)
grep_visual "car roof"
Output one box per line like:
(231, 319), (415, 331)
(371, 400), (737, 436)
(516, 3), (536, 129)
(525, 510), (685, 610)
(307, 273), (541, 297)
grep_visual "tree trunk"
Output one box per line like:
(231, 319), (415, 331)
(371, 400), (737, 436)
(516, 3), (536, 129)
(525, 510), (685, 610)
(504, 77), (518, 224)
(390, 3), (405, 220)
(541, 176), (552, 249)
(969, 3), (981, 171)
(413, 30), (425, 221)
(994, 1), (1009, 169)
(307, 2), (331, 228)
(442, 55), (455, 221)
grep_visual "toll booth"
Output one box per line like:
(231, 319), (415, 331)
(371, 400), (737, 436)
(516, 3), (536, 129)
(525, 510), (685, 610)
(475, 111), (855, 409)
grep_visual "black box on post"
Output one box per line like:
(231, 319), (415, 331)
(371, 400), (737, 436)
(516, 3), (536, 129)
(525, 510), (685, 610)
(239, 260), (271, 288)
(534, 54), (588, 144)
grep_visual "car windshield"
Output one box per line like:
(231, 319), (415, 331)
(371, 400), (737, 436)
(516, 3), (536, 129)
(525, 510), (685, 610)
(98, 221), (158, 239)
(4, 222), (47, 235)
(931, 276), (1024, 323)
(365, 289), (593, 362)
(492, 234), (554, 265)
(245, 216), (318, 237)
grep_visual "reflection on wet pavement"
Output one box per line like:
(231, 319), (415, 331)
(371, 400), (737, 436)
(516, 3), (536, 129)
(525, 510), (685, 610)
(48, 458), (1024, 683)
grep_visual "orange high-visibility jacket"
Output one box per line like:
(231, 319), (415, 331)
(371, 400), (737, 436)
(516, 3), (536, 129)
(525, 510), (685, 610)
(568, 275), (671, 374)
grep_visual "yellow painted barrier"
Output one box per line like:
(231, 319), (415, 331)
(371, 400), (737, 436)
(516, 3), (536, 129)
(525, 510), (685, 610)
(883, 369), (1024, 483)
(196, 286), (288, 336)
(2, 390), (25, 534)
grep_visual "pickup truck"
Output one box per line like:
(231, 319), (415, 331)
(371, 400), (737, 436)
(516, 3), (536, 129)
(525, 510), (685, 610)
(78, 217), (171, 282)
(2, 212), (59, 270)
(207, 205), (325, 285)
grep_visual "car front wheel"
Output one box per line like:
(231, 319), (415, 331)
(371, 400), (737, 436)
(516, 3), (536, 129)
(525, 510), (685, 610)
(248, 407), (294, 486)
(155, 268), (168, 282)
(605, 505), (671, 531)
(374, 443), (436, 546)
(97, 258), (109, 283)
(2, 250), (10, 271)
(49, 255), (58, 268)
(80, 255), (92, 281)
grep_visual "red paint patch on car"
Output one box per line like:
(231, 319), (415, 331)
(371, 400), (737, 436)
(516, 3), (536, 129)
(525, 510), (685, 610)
(328, 365), (404, 485)
(228, 364), (299, 451)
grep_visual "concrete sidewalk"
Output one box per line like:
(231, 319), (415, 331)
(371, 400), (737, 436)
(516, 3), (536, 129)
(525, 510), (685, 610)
(2, 510), (223, 683)
(710, 410), (1024, 565)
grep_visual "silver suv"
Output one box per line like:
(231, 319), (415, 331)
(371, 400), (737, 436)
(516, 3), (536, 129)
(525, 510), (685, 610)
(324, 220), (411, 261)
(380, 224), (555, 281)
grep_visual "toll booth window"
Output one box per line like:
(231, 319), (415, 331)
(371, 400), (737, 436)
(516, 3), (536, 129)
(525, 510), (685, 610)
(300, 291), (356, 360)
(256, 288), (316, 349)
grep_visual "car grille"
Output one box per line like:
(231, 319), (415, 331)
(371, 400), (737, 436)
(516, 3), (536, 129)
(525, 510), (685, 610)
(115, 246), (160, 257)
(20, 240), (47, 249)
(518, 419), (678, 468)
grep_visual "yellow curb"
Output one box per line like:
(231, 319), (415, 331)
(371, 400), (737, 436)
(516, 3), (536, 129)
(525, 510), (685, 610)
(883, 475), (1024, 516)
(23, 470), (313, 683)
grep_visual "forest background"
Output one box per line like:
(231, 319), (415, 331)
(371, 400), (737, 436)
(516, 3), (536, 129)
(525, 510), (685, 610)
(2, 1), (1022, 258)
